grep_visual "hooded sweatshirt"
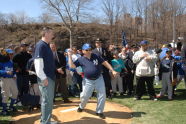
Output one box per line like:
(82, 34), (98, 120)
(133, 49), (158, 77)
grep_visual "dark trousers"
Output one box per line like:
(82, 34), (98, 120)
(73, 72), (83, 92)
(0, 87), (2, 106)
(102, 71), (112, 97)
(16, 74), (29, 99)
(55, 75), (69, 100)
(135, 76), (156, 98)
(69, 72), (82, 96)
(123, 73), (134, 94)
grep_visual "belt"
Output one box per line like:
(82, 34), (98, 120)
(87, 76), (100, 80)
(2, 77), (13, 78)
(88, 78), (97, 80)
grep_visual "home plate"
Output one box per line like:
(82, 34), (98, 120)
(60, 107), (79, 113)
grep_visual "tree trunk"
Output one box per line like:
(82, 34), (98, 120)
(69, 29), (72, 48)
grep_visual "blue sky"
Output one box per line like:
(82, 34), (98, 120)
(0, 0), (132, 18)
(0, 0), (43, 17)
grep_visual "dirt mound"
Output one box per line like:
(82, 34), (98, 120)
(12, 99), (132, 124)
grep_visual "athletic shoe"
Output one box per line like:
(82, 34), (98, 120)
(63, 99), (72, 103)
(49, 121), (59, 124)
(77, 107), (83, 112)
(96, 113), (106, 119)
(134, 97), (141, 100)
(17, 102), (22, 106)
(156, 94), (163, 98)
(9, 107), (18, 112)
(150, 97), (158, 101)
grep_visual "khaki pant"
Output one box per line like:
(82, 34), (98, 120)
(111, 75), (123, 93)
(0, 78), (18, 103)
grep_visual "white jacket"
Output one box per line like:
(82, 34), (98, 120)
(133, 49), (158, 77)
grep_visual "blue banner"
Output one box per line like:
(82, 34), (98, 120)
(122, 31), (128, 47)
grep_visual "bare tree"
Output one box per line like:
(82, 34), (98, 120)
(39, 12), (54, 23)
(102, 0), (126, 43)
(17, 11), (28, 24)
(41, 0), (92, 47)
(8, 13), (18, 24)
(0, 13), (8, 25)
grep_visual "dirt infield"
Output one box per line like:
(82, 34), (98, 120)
(12, 99), (132, 124)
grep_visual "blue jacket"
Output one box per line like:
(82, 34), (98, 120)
(0, 61), (15, 78)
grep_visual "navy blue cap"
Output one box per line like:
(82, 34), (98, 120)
(140, 40), (148, 45)
(95, 38), (102, 43)
(82, 43), (92, 50)
(65, 48), (69, 53)
(20, 43), (29, 47)
(5, 49), (14, 54)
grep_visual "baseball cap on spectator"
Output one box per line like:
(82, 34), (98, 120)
(95, 38), (102, 43)
(82, 43), (92, 50)
(5, 49), (14, 54)
(140, 40), (149, 46)
(20, 43), (29, 47)
(65, 48), (69, 53)
(131, 44), (138, 48)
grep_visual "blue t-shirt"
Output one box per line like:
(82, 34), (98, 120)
(0, 61), (15, 78)
(111, 58), (125, 72)
(174, 56), (185, 75)
(34, 40), (55, 80)
(74, 53), (104, 79)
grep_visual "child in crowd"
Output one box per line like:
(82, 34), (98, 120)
(0, 49), (18, 115)
(111, 50), (127, 96)
(157, 50), (174, 100)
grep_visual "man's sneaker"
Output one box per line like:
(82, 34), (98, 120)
(150, 97), (158, 101)
(17, 101), (22, 106)
(77, 107), (83, 112)
(63, 99), (72, 103)
(48, 121), (59, 124)
(156, 94), (163, 98)
(134, 97), (141, 100)
(120, 92), (124, 96)
(9, 107), (18, 112)
(96, 113), (106, 119)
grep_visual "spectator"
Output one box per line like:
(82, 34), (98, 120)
(50, 43), (72, 103)
(0, 49), (18, 115)
(92, 38), (113, 98)
(70, 46), (82, 97)
(181, 41), (186, 85)
(157, 50), (174, 100)
(133, 40), (158, 100)
(26, 58), (41, 108)
(34, 27), (56, 124)
(13, 43), (32, 101)
(111, 50), (126, 96)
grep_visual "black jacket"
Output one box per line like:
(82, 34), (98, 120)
(92, 47), (112, 63)
(92, 47), (112, 73)
(54, 51), (66, 78)
(13, 51), (32, 75)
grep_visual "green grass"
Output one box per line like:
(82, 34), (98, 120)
(0, 81), (186, 124)
(110, 82), (186, 124)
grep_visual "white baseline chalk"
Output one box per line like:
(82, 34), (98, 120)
(60, 107), (79, 113)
